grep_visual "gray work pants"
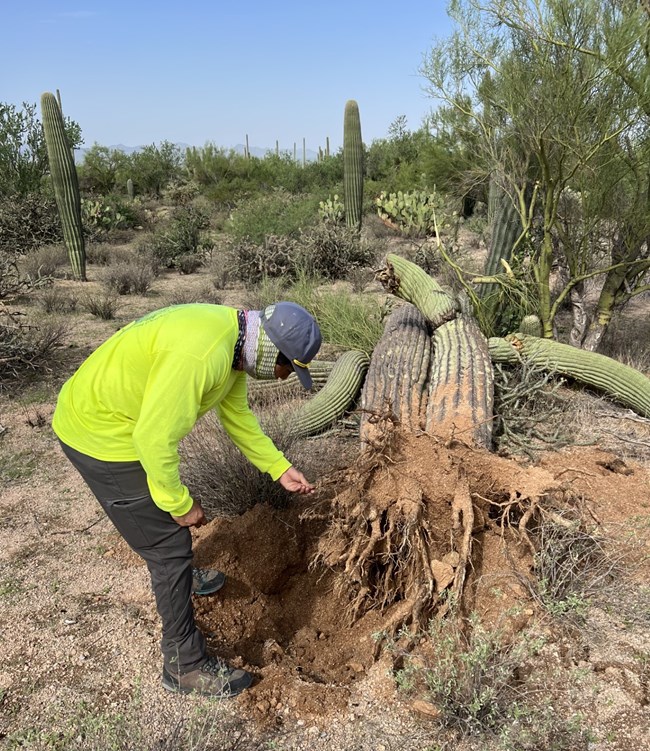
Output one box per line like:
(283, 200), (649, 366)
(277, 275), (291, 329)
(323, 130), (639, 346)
(59, 441), (206, 674)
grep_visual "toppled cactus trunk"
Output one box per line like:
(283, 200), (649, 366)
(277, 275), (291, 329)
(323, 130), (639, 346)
(248, 361), (334, 406)
(426, 317), (494, 449)
(289, 350), (369, 438)
(378, 253), (459, 328)
(40, 92), (86, 281)
(488, 334), (650, 418)
(360, 303), (432, 444)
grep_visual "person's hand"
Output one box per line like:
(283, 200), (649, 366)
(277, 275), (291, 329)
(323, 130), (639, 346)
(279, 466), (314, 494)
(172, 500), (207, 527)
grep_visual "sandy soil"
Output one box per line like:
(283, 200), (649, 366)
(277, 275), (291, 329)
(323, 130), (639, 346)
(1, 264), (649, 750)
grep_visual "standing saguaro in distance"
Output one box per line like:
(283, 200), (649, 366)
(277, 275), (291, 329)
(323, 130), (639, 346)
(41, 92), (86, 281)
(343, 100), (364, 231)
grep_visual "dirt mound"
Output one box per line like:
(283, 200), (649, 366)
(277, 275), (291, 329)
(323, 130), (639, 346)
(177, 431), (650, 726)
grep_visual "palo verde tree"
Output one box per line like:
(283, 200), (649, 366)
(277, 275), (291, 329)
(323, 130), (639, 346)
(421, 0), (649, 349)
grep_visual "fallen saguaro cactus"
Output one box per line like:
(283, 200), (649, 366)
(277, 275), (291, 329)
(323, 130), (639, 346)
(289, 350), (370, 438)
(359, 303), (432, 444)
(489, 334), (650, 418)
(248, 360), (334, 406)
(378, 253), (459, 328)
(377, 254), (495, 448)
(426, 317), (494, 449)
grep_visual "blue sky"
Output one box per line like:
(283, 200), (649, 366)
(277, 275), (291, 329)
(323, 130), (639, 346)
(2, 1), (453, 154)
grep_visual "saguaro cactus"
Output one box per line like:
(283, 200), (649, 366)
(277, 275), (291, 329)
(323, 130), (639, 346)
(343, 100), (363, 231)
(488, 334), (650, 418)
(290, 350), (369, 438)
(360, 304), (432, 444)
(377, 253), (459, 329)
(40, 92), (86, 281)
(426, 317), (494, 449)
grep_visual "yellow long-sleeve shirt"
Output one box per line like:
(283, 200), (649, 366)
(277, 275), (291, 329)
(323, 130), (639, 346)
(52, 304), (291, 516)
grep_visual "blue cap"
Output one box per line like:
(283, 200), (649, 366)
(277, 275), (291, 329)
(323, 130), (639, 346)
(260, 302), (321, 389)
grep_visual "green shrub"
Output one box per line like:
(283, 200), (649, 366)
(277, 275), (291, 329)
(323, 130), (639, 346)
(298, 223), (377, 280)
(225, 189), (318, 244)
(147, 205), (211, 268)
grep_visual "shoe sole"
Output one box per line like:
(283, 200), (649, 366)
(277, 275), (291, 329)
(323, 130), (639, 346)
(192, 572), (226, 597)
(161, 669), (253, 698)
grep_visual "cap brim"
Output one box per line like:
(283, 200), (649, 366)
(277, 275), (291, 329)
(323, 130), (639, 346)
(292, 364), (313, 390)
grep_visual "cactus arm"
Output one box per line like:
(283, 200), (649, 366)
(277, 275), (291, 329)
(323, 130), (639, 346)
(378, 254), (459, 329)
(426, 317), (494, 448)
(40, 92), (86, 281)
(290, 350), (369, 438)
(359, 304), (432, 444)
(488, 334), (650, 418)
(343, 100), (364, 231)
(248, 361), (334, 406)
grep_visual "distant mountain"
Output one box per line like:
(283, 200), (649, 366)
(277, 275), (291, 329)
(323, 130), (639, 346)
(75, 141), (321, 164)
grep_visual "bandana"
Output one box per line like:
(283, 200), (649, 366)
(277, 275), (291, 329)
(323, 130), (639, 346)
(238, 310), (280, 380)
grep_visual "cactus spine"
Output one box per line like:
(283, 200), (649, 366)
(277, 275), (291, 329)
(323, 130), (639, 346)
(488, 334), (650, 418)
(343, 100), (363, 231)
(290, 350), (369, 438)
(40, 92), (86, 281)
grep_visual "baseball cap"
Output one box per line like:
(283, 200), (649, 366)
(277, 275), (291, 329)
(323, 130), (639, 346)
(260, 302), (321, 389)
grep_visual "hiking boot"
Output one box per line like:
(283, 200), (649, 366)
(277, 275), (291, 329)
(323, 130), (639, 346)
(191, 567), (226, 596)
(162, 655), (253, 697)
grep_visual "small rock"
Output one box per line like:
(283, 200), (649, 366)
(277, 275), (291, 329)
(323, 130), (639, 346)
(411, 699), (441, 719)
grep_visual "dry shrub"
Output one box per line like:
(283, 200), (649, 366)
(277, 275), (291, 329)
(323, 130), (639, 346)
(163, 286), (222, 306)
(37, 286), (79, 314)
(86, 243), (133, 266)
(101, 260), (157, 295)
(180, 402), (355, 518)
(81, 291), (120, 320)
(21, 244), (69, 280)
(0, 311), (67, 390)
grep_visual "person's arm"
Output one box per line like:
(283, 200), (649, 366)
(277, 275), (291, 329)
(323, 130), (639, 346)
(216, 372), (292, 481)
(131, 351), (221, 516)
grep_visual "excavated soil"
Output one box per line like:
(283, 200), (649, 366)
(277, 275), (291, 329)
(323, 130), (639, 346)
(106, 428), (650, 731)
